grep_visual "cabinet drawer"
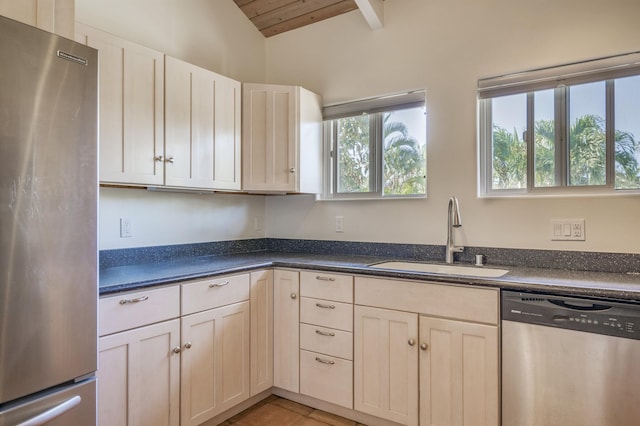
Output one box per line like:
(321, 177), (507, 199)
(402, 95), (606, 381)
(99, 286), (180, 336)
(300, 323), (353, 360)
(182, 273), (250, 315)
(300, 271), (353, 303)
(300, 297), (353, 332)
(300, 350), (353, 409)
(355, 277), (499, 325)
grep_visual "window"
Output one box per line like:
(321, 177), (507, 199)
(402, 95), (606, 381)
(479, 52), (640, 196)
(323, 92), (427, 199)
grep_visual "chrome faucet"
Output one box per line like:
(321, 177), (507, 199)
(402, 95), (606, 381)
(445, 196), (463, 264)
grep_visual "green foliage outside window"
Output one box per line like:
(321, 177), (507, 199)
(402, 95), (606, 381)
(492, 114), (640, 190)
(335, 110), (426, 196)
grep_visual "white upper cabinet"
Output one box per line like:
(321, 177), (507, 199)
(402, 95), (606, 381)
(165, 56), (242, 190)
(242, 83), (322, 193)
(0, 0), (74, 39)
(76, 23), (165, 186)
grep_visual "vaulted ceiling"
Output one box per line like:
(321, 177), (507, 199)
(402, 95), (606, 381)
(233, 0), (384, 37)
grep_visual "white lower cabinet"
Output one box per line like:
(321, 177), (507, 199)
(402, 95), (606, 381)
(98, 269), (500, 426)
(273, 269), (300, 393)
(99, 320), (181, 426)
(419, 316), (499, 426)
(98, 273), (255, 426)
(354, 305), (419, 426)
(180, 274), (251, 426)
(298, 271), (354, 409)
(98, 286), (181, 426)
(354, 276), (500, 426)
(180, 301), (250, 425)
(250, 270), (274, 396)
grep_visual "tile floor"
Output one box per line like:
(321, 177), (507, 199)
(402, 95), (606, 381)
(218, 395), (367, 426)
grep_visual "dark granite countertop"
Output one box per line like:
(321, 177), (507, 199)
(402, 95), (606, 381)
(99, 251), (640, 302)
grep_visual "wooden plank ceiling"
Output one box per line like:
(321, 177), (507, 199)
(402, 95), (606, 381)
(234, 0), (359, 37)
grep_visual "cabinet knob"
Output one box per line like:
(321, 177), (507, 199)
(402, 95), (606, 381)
(154, 155), (164, 162)
(184, 342), (192, 349)
(290, 293), (297, 299)
(165, 156), (175, 164)
(408, 339), (415, 346)
(289, 167), (296, 174)
(420, 343), (428, 351)
(172, 346), (181, 354)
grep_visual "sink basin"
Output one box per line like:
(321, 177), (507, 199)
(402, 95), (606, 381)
(369, 261), (509, 278)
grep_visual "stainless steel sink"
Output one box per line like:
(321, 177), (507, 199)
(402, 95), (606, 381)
(369, 261), (509, 278)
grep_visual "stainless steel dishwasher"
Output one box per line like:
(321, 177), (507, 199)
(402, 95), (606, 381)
(502, 290), (640, 426)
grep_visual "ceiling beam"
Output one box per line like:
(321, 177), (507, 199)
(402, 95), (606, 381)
(354, 0), (384, 30)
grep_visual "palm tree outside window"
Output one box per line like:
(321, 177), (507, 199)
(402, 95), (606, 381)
(478, 53), (640, 196)
(323, 92), (427, 199)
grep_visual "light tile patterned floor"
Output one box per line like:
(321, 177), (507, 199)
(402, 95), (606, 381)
(218, 395), (367, 426)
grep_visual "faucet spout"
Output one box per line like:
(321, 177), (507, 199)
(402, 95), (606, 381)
(446, 196), (463, 264)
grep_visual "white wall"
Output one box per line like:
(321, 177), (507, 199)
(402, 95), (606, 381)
(264, 0), (640, 254)
(75, 0), (268, 249)
(99, 188), (265, 249)
(75, 0), (265, 82)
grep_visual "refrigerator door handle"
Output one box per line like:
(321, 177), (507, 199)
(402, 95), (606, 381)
(17, 395), (81, 426)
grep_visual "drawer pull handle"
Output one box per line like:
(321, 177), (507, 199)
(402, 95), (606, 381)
(408, 339), (415, 346)
(315, 357), (335, 365)
(315, 329), (335, 337)
(209, 281), (229, 288)
(290, 293), (297, 299)
(420, 343), (428, 351)
(172, 346), (181, 354)
(184, 342), (192, 349)
(119, 295), (149, 305)
(315, 303), (335, 309)
(315, 276), (336, 282)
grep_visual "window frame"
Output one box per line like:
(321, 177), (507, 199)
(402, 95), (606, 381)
(478, 52), (640, 197)
(322, 92), (427, 200)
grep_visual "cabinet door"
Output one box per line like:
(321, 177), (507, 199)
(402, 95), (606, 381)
(242, 83), (297, 192)
(98, 319), (180, 426)
(0, 0), (74, 38)
(273, 269), (300, 392)
(165, 56), (241, 190)
(181, 301), (250, 426)
(354, 306), (419, 426)
(76, 24), (164, 186)
(419, 316), (499, 426)
(250, 270), (274, 395)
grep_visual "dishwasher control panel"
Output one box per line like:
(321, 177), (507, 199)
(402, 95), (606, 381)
(502, 291), (640, 340)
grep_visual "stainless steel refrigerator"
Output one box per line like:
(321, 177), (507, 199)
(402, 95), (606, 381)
(0, 15), (98, 425)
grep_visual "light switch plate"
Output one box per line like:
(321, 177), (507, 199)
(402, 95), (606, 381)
(551, 219), (585, 241)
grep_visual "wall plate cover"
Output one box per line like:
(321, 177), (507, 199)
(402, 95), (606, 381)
(551, 219), (585, 241)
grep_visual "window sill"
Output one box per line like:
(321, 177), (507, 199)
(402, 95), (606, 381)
(317, 194), (427, 201)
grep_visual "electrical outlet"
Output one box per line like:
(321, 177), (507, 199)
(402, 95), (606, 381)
(120, 218), (132, 238)
(335, 216), (344, 233)
(551, 219), (585, 241)
(254, 216), (263, 232)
